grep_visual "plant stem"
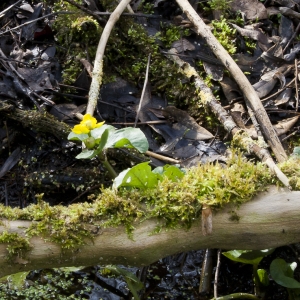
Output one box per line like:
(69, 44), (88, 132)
(98, 153), (117, 179)
(101, 159), (118, 179)
(252, 264), (261, 296)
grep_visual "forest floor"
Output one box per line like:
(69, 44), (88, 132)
(1, 0), (300, 299)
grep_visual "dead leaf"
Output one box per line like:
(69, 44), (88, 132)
(253, 79), (277, 98)
(274, 88), (292, 106)
(279, 7), (300, 19)
(203, 62), (224, 81)
(279, 15), (294, 47)
(274, 0), (296, 8)
(171, 38), (195, 53)
(0, 148), (21, 179)
(230, 23), (270, 45)
(230, 0), (268, 20)
(219, 77), (242, 103)
(162, 106), (214, 140)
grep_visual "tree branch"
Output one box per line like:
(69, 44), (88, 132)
(0, 186), (299, 277)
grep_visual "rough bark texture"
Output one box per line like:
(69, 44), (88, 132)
(0, 186), (299, 277)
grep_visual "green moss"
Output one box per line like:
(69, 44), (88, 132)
(52, 3), (203, 108)
(0, 231), (31, 260)
(208, 0), (232, 12)
(212, 17), (237, 54)
(0, 153), (277, 259)
(52, 2), (102, 84)
(1, 154), (300, 259)
(279, 157), (300, 189)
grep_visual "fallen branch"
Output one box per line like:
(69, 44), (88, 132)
(175, 0), (287, 163)
(0, 186), (299, 277)
(167, 49), (290, 187)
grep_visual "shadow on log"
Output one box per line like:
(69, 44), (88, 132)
(0, 186), (299, 277)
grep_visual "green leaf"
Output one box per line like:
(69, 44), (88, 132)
(90, 124), (116, 139)
(113, 162), (158, 189)
(0, 271), (30, 289)
(257, 269), (269, 286)
(68, 131), (89, 141)
(162, 165), (185, 181)
(106, 128), (149, 153)
(222, 249), (274, 265)
(75, 148), (96, 159)
(270, 258), (300, 288)
(94, 129), (109, 154)
(153, 165), (184, 181)
(103, 265), (143, 300)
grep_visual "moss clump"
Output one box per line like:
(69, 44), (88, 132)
(279, 157), (300, 189)
(52, 1), (103, 84)
(0, 231), (31, 260)
(0, 153), (292, 258)
(212, 17), (237, 54)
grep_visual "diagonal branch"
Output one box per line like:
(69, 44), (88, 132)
(175, 0), (287, 163)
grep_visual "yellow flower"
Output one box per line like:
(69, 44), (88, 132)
(72, 114), (105, 134)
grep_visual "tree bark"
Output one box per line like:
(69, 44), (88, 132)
(0, 186), (299, 277)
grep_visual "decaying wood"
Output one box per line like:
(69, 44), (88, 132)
(0, 102), (70, 140)
(0, 186), (299, 278)
(167, 49), (290, 187)
(175, 0), (287, 163)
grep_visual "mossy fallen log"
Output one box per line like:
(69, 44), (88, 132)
(0, 186), (299, 278)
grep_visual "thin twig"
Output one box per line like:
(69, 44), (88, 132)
(261, 78), (295, 102)
(145, 150), (180, 164)
(134, 54), (151, 127)
(214, 249), (221, 298)
(283, 21), (300, 53)
(0, 0), (23, 19)
(281, 128), (299, 142)
(0, 11), (73, 37)
(295, 59), (299, 111)
(86, 0), (132, 116)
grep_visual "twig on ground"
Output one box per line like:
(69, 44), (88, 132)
(86, 0), (132, 116)
(167, 48), (290, 187)
(0, 11), (73, 36)
(261, 78), (295, 102)
(145, 151), (180, 164)
(175, 0), (287, 163)
(283, 21), (300, 53)
(0, 0), (22, 19)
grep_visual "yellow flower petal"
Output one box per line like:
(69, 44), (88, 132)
(82, 114), (97, 130)
(72, 124), (90, 134)
(95, 121), (105, 128)
(71, 114), (105, 134)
